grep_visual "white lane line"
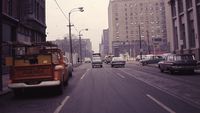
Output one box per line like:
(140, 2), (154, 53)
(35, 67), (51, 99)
(120, 69), (200, 109)
(54, 96), (70, 113)
(116, 73), (125, 78)
(80, 69), (90, 80)
(147, 94), (176, 113)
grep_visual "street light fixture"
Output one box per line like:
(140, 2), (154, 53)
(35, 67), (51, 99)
(68, 7), (84, 66)
(79, 28), (88, 63)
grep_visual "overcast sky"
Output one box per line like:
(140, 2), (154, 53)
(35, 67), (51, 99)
(46, 0), (109, 52)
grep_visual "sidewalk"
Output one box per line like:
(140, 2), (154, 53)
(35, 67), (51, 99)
(0, 74), (11, 96)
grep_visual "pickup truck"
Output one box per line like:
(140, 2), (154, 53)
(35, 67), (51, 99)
(5, 43), (70, 96)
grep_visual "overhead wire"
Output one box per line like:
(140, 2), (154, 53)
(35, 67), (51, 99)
(54, 0), (79, 33)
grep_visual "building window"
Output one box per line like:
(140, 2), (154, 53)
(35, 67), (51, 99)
(186, 0), (193, 9)
(125, 8), (127, 11)
(8, 0), (12, 15)
(188, 11), (196, 48)
(173, 20), (178, 49)
(178, 0), (184, 13)
(197, 6), (200, 41)
(172, 0), (176, 17)
(180, 16), (186, 48)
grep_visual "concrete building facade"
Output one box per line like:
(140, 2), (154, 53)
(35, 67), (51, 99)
(100, 29), (109, 57)
(53, 38), (93, 63)
(168, 0), (200, 60)
(108, 0), (168, 57)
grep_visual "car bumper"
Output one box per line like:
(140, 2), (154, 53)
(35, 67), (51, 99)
(8, 80), (61, 89)
(171, 66), (196, 71)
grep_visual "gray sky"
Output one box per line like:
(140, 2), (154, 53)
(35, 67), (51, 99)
(46, 0), (109, 52)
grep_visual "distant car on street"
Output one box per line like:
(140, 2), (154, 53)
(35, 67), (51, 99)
(139, 54), (164, 66)
(111, 57), (126, 68)
(92, 57), (103, 68)
(104, 55), (114, 64)
(84, 57), (91, 63)
(158, 54), (197, 74)
(135, 55), (147, 61)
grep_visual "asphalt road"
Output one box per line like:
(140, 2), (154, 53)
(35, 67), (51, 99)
(0, 63), (200, 113)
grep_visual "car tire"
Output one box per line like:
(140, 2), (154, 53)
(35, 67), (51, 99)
(160, 69), (164, 73)
(13, 89), (23, 97)
(69, 71), (72, 77)
(170, 70), (174, 74)
(159, 66), (164, 72)
(189, 70), (194, 74)
(56, 82), (64, 95)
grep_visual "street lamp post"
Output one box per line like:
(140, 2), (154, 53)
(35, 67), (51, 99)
(138, 24), (142, 60)
(68, 7), (84, 66)
(79, 28), (88, 63)
(0, 0), (2, 91)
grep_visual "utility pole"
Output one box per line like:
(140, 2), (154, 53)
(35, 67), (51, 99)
(68, 12), (73, 66)
(79, 34), (81, 62)
(139, 24), (142, 60)
(0, 0), (3, 91)
(147, 30), (150, 54)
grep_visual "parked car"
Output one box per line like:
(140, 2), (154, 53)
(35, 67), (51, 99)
(5, 43), (70, 96)
(135, 55), (147, 61)
(158, 54), (197, 74)
(84, 57), (91, 63)
(140, 54), (164, 66)
(92, 57), (103, 68)
(111, 57), (126, 68)
(63, 56), (73, 77)
(104, 55), (114, 64)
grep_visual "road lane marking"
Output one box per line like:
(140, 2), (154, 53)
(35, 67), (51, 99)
(119, 69), (200, 109)
(81, 69), (90, 80)
(146, 94), (176, 113)
(116, 73), (125, 78)
(54, 96), (70, 113)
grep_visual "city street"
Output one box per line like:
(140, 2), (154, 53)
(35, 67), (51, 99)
(1, 63), (200, 113)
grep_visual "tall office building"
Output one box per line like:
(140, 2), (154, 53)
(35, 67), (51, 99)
(108, 0), (168, 57)
(167, 0), (200, 60)
(100, 29), (109, 57)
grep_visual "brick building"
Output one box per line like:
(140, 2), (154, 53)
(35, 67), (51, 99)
(2, 0), (46, 73)
(108, 0), (168, 57)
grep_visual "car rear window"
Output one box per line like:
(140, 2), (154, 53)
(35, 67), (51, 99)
(175, 55), (195, 61)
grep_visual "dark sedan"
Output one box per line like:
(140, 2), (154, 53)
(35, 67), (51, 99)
(111, 57), (126, 68)
(139, 54), (164, 66)
(158, 54), (197, 74)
